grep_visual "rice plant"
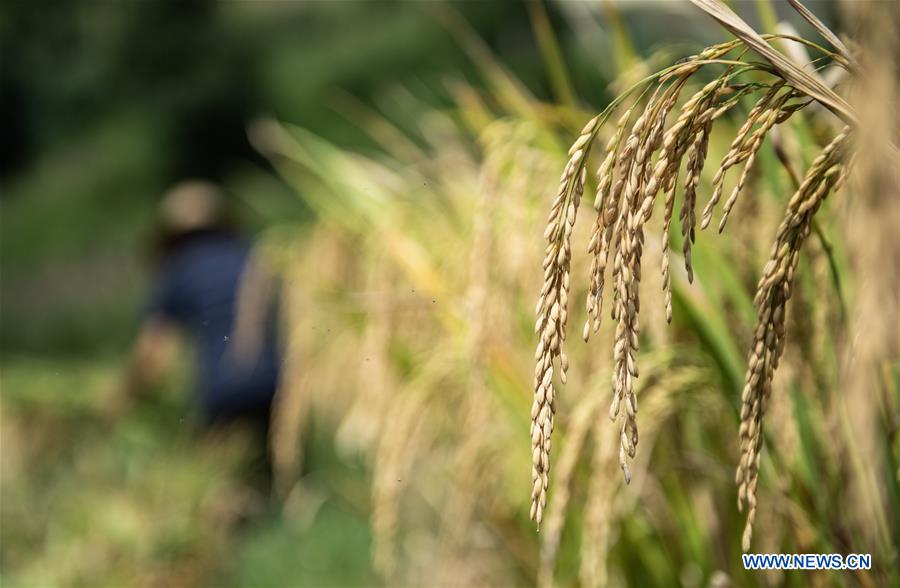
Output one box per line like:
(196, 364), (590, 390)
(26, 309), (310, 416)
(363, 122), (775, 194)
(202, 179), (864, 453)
(259, 0), (898, 584)
(532, 0), (896, 562)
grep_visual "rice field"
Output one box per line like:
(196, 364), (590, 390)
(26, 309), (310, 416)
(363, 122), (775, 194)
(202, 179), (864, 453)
(1, 1), (897, 586)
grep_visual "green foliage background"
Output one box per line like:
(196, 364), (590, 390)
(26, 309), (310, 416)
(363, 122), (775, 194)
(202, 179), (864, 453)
(1, 2), (565, 584)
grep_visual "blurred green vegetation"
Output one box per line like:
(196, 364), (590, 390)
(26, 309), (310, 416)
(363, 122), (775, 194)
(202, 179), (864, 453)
(1, 2), (569, 584)
(0, 356), (377, 586)
(1, 0), (569, 356)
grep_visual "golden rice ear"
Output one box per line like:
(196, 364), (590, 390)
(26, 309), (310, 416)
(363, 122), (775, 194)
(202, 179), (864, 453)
(531, 128), (595, 528)
(689, 0), (856, 125)
(735, 127), (851, 552)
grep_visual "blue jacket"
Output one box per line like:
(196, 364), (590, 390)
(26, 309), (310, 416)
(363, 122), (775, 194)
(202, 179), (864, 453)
(147, 231), (280, 422)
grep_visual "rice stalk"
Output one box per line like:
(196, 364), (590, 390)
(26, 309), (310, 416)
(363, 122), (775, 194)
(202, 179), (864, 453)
(538, 391), (602, 588)
(577, 410), (618, 588)
(735, 126), (851, 551)
(371, 358), (446, 580)
(531, 115), (597, 527)
(834, 0), (900, 561)
(335, 256), (396, 458)
(577, 359), (699, 587)
(436, 126), (503, 577)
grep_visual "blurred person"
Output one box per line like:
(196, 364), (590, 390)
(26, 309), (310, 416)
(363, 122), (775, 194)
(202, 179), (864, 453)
(112, 180), (281, 493)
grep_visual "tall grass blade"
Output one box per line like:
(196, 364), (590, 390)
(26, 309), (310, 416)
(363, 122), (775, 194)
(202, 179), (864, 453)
(527, 0), (578, 110)
(786, 0), (854, 65)
(689, 0), (856, 124)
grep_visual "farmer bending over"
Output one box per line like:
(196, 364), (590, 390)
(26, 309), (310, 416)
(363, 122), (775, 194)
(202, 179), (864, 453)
(114, 180), (281, 480)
